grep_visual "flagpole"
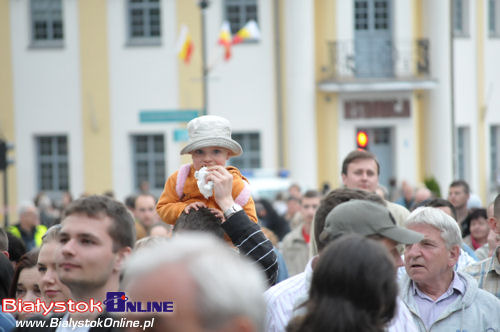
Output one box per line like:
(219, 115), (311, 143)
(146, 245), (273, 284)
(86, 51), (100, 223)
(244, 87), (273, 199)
(199, 0), (209, 116)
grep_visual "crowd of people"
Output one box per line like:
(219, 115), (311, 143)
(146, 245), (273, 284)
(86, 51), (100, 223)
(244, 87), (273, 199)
(0, 115), (499, 331)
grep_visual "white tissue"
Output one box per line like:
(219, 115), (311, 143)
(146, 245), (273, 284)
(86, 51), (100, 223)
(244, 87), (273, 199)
(194, 166), (214, 199)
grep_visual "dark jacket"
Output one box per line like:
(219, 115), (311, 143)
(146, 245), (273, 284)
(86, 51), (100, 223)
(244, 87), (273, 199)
(222, 210), (278, 286)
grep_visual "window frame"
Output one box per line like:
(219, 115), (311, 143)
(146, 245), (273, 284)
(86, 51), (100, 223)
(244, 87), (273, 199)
(452, 0), (470, 38)
(29, 0), (64, 48)
(126, 0), (162, 46)
(131, 134), (166, 196)
(490, 125), (500, 191)
(224, 0), (259, 41)
(489, 0), (500, 37)
(229, 132), (261, 170)
(36, 135), (70, 194)
(456, 126), (470, 182)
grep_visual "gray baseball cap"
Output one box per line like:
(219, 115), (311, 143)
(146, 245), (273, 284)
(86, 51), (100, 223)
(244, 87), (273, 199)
(320, 200), (423, 245)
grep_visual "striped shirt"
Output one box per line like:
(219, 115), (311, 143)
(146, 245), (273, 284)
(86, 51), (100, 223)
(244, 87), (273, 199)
(264, 258), (313, 332)
(464, 246), (500, 299)
(222, 210), (278, 285)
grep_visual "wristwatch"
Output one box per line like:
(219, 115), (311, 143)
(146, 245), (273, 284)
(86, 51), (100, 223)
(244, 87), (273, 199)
(223, 203), (243, 219)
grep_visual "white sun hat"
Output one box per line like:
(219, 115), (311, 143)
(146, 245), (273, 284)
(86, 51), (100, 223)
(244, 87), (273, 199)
(180, 115), (243, 156)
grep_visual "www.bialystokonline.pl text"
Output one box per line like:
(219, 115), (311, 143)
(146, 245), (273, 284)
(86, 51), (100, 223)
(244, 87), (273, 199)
(16, 317), (155, 331)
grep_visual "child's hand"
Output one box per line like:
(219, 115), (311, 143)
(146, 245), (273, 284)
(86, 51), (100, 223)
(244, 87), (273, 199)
(184, 202), (207, 214)
(208, 208), (225, 222)
(206, 166), (234, 210)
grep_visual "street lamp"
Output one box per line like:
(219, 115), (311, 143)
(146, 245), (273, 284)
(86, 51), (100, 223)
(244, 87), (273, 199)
(198, 0), (210, 115)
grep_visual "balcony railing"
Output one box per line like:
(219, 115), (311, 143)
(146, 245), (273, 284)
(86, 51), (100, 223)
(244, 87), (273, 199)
(323, 39), (430, 80)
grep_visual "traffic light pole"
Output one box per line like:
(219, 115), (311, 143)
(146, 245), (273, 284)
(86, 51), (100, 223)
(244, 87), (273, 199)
(199, 0), (209, 116)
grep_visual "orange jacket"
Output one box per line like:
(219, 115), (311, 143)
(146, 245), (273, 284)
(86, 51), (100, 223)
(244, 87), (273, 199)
(156, 164), (257, 225)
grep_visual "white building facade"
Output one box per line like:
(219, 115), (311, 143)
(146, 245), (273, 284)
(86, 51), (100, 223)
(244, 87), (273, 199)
(1, 0), (499, 222)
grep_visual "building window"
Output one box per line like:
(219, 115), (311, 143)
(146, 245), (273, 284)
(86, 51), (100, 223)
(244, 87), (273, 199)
(453, 0), (469, 37)
(132, 135), (165, 194)
(224, 0), (258, 35)
(36, 136), (69, 193)
(489, 0), (500, 37)
(491, 125), (500, 190)
(354, 1), (369, 30)
(30, 0), (64, 47)
(456, 127), (470, 181)
(127, 0), (161, 45)
(229, 133), (261, 170)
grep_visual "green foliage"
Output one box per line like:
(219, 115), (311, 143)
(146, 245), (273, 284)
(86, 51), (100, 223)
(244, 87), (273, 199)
(424, 176), (441, 198)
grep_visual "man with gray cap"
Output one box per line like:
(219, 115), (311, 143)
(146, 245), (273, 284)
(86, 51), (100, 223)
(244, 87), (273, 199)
(264, 191), (423, 332)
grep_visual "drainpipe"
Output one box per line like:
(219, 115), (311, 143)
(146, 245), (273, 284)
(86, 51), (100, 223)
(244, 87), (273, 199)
(274, 0), (284, 168)
(450, 0), (457, 179)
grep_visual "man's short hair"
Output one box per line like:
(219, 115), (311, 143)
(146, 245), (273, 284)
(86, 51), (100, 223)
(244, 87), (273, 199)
(302, 190), (320, 200)
(18, 201), (38, 217)
(449, 180), (470, 195)
(124, 195), (137, 210)
(494, 193), (500, 219)
(405, 207), (462, 249)
(64, 195), (135, 251)
(341, 150), (380, 175)
(0, 228), (8, 252)
(417, 198), (457, 220)
(134, 193), (157, 205)
(314, 188), (385, 251)
(122, 233), (267, 331)
(174, 208), (225, 239)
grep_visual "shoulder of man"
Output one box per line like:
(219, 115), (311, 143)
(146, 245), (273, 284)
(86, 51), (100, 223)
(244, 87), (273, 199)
(463, 256), (492, 278)
(386, 200), (410, 226)
(457, 271), (499, 307)
(264, 273), (308, 332)
(280, 227), (303, 247)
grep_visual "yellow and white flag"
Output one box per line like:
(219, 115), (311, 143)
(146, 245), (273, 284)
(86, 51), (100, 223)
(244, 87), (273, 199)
(176, 24), (193, 63)
(232, 20), (261, 44)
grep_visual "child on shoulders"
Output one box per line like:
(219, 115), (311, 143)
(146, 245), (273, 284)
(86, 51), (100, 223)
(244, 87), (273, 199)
(156, 115), (257, 225)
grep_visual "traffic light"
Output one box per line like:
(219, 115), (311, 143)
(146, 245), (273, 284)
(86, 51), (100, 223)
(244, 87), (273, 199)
(0, 140), (14, 171)
(356, 130), (369, 150)
(0, 140), (6, 170)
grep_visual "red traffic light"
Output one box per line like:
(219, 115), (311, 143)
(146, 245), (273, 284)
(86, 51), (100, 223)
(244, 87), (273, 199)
(356, 131), (368, 149)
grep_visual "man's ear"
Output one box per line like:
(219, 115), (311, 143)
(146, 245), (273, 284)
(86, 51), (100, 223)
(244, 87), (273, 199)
(341, 173), (347, 186)
(489, 216), (498, 232)
(448, 245), (460, 267)
(114, 246), (132, 272)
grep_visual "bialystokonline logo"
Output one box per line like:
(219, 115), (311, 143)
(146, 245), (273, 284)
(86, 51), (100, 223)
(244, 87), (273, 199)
(2, 292), (174, 315)
(103, 292), (174, 313)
